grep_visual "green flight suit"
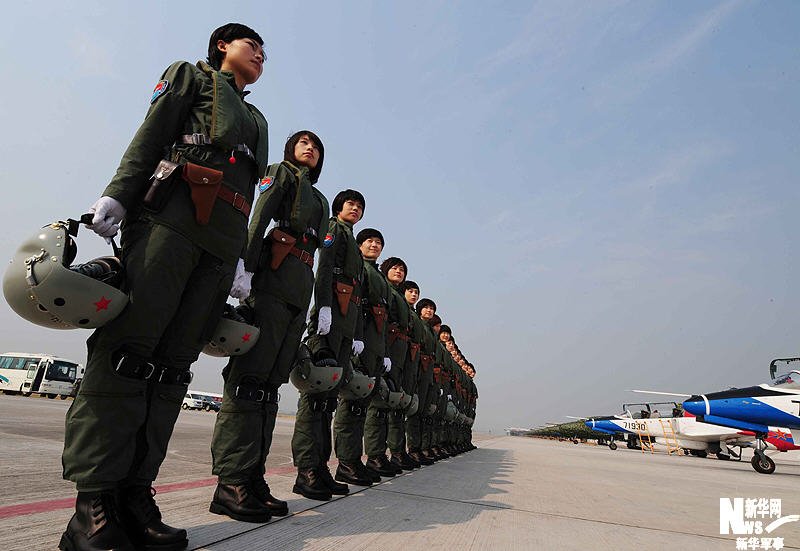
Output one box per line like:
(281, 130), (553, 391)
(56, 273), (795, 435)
(385, 283), (412, 455)
(62, 61), (268, 492)
(404, 309), (425, 452)
(442, 355), (458, 447)
(431, 342), (450, 448)
(417, 320), (439, 452)
(211, 160), (328, 485)
(292, 217), (363, 469)
(336, 258), (388, 463)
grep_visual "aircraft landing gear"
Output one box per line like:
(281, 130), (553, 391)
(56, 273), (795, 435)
(751, 437), (776, 474)
(609, 442), (618, 451)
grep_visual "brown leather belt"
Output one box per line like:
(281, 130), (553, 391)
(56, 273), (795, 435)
(288, 247), (314, 268)
(217, 185), (252, 217)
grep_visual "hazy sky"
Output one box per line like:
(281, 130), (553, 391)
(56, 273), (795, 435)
(1, 1), (798, 433)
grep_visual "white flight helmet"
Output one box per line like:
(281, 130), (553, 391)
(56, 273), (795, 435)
(3, 218), (127, 329)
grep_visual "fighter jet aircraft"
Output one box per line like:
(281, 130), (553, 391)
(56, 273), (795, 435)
(583, 401), (754, 458)
(682, 357), (800, 474)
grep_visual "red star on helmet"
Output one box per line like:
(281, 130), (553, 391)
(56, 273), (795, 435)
(242, 333), (251, 342)
(94, 296), (111, 311)
(332, 372), (339, 382)
(368, 383), (374, 390)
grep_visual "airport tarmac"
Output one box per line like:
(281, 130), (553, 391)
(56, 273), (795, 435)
(2, 393), (800, 550)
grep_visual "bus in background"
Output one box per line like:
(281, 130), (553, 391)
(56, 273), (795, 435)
(0, 352), (84, 399)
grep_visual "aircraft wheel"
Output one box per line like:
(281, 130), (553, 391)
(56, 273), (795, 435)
(717, 453), (730, 461)
(751, 454), (776, 475)
(60, 394), (68, 400)
(181, 403), (188, 410)
(47, 394), (57, 399)
(609, 442), (618, 450)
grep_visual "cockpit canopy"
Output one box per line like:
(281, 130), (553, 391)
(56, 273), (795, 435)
(771, 370), (800, 389)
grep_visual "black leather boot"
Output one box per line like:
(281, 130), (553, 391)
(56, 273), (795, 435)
(209, 483), (271, 523)
(421, 448), (437, 462)
(117, 486), (187, 551)
(249, 478), (289, 516)
(59, 491), (136, 551)
(317, 466), (349, 495)
(432, 446), (449, 460)
(409, 450), (433, 466)
(360, 461), (383, 482)
(334, 462), (373, 487)
(390, 452), (417, 471)
(293, 468), (332, 501)
(407, 451), (422, 468)
(366, 455), (398, 477)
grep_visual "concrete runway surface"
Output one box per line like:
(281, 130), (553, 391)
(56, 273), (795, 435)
(2, 394), (799, 550)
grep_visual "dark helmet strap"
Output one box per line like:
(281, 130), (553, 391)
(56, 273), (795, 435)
(70, 215), (122, 258)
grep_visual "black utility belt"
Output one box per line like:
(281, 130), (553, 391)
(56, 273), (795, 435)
(179, 134), (255, 163)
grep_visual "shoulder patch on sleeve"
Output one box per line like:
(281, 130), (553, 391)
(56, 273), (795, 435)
(150, 80), (169, 104)
(258, 176), (273, 193)
(323, 233), (335, 248)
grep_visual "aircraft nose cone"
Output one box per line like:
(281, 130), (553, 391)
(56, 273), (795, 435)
(683, 396), (705, 416)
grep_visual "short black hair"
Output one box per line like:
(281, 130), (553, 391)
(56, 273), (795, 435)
(430, 314), (442, 326)
(284, 130), (325, 183)
(356, 228), (384, 247)
(401, 280), (419, 293)
(379, 257), (408, 279)
(332, 189), (366, 216)
(207, 23), (264, 71)
(416, 298), (436, 314)
(440, 324), (452, 336)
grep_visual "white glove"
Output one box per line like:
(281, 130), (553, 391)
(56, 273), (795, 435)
(229, 259), (253, 299)
(352, 340), (364, 355)
(439, 388), (444, 396)
(447, 394), (452, 400)
(88, 196), (126, 238)
(383, 357), (392, 373)
(317, 306), (332, 335)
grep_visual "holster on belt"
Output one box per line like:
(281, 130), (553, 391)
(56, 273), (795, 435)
(409, 343), (420, 363)
(370, 305), (387, 334)
(388, 323), (400, 347)
(269, 228), (296, 270)
(420, 354), (432, 373)
(182, 162), (224, 225)
(144, 159), (180, 212)
(334, 281), (354, 316)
